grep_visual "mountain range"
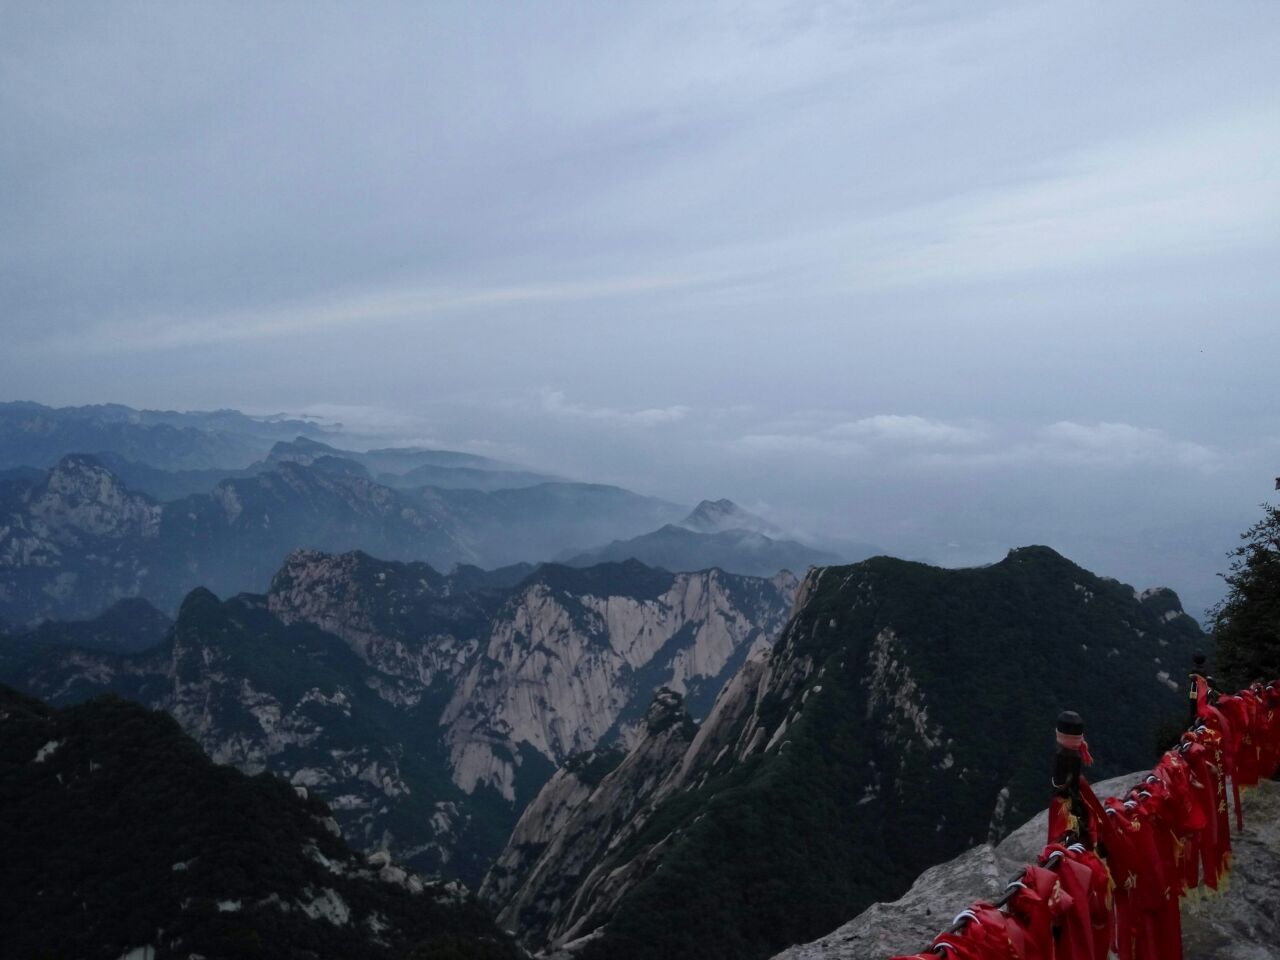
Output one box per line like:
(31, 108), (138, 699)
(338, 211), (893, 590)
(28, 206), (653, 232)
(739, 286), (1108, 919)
(482, 546), (1205, 960)
(0, 400), (331, 471)
(0, 548), (797, 885)
(1, 450), (849, 626)
(0, 453), (686, 624)
(0, 398), (1229, 960)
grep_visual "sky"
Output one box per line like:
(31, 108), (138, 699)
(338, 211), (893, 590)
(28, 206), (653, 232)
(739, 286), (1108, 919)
(3, 1), (1279, 616)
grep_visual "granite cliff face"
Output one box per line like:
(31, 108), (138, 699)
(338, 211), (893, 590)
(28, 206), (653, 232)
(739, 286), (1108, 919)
(441, 561), (798, 801)
(0, 549), (796, 885)
(482, 687), (701, 944)
(483, 547), (1206, 960)
(770, 773), (1280, 960)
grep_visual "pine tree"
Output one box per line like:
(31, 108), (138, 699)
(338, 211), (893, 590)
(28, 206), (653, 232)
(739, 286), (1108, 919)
(1211, 502), (1280, 687)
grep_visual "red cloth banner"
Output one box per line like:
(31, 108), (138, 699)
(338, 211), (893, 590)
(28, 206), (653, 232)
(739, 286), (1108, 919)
(887, 677), (1280, 960)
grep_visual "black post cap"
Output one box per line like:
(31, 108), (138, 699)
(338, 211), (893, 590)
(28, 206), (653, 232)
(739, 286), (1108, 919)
(1056, 710), (1085, 736)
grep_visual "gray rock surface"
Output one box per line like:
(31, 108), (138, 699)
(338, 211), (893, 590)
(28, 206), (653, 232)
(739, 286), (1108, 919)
(772, 775), (1280, 960)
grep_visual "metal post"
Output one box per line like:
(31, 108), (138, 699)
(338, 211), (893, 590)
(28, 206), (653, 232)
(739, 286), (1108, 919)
(1053, 710), (1090, 848)
(1189, 652), (1205, 723)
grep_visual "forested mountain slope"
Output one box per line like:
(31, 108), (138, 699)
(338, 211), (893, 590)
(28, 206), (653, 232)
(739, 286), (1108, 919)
(0, 685), (520, 960)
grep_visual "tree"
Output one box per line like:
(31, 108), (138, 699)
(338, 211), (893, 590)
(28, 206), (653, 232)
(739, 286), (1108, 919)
(1211, 502), (1280, 688)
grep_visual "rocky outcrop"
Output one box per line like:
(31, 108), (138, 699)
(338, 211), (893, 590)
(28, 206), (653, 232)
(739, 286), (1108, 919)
(267, 549), (504, 700)
(0, 456), (161, 623)
(26, 454), (162, 539)
(771, 773), (1280, 960)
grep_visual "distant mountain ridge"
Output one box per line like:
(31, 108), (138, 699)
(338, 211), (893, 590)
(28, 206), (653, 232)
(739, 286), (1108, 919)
(266, 436), (563, 491)
(564, 523), (841, 578)
(0, 454), (685, 624)
(563, 498), (844, 577)
(2, 597), (172, 655)
(0, 400), (567, 499)
(0, 400), (331, 471)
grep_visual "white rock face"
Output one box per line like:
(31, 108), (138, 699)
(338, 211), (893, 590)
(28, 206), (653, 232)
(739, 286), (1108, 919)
(298, 886), (351, 926)
(441, 568), (797, 800)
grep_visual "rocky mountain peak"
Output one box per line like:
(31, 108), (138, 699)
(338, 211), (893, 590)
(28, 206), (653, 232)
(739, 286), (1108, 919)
(28, 454), (161, 539)
(1136, 584), (1192, 622)
(174, 586), (226, 627)
(679, 498), (783, 537)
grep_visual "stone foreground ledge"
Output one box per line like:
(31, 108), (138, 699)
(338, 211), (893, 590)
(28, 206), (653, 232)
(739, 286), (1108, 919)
(773, 775), (1280, 960)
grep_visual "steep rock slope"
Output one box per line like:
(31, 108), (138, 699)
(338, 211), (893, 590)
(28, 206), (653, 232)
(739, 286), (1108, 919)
(481, 685), (715, 945)
(487, 547), (1204, 960)
(440, 560), (798, 801)
(771, 772), (1280, 960)
(0, 550), (795, 885)
(0, 684), (520, 960)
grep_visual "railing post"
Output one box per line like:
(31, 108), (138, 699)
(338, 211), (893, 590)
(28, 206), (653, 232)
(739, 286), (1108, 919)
(1189, 652), (1206, 723)
(1052, 710), (1090, 847)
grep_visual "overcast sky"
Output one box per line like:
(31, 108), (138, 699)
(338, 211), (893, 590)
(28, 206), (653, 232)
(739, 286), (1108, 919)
(3, 1), (1278, 615)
